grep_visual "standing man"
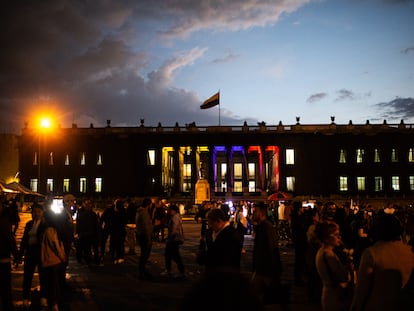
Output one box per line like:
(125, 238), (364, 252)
(203, 208), (241, 274)
(135, 198), (153, 279)
(251, 202), (283, 304)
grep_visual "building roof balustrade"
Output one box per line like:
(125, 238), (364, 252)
(20, 121), (414, 136)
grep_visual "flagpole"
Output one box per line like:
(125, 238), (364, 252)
(218, 90), (221, 126)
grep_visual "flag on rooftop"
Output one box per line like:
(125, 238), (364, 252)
(200, 92), (220, 109)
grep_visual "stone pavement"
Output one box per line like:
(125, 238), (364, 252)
(11, 213), (322, 311)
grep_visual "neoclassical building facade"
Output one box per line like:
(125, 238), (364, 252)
(18, 119), (414, 204)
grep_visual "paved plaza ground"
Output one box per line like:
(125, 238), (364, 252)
(10, 212), (322, 311)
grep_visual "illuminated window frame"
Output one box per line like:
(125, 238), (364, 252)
(95, 177), (102, 192)
(80, 177), (87, 193)
(63, 178), (70, 193)
(356, 176), (365, 191)
(374, 176), (383, 192)
(391, 176), (400, 191)
(285, 149), (295, 165)
(339, 176), (348, 191)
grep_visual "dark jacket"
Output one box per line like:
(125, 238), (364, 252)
(19, 218), (47, 259)
(253, 219), (282, 278)
(0, 216), (18, 260)
(205, 224), (241, 273)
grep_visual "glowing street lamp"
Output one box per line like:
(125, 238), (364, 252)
(37, 116), (53, 194)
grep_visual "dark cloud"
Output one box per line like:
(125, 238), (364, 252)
(335, 89), (355, 101)
(0, 0), (312, 133)
(212, 53), (240, 64)
(376, 97), (414, 121)
(401, 46), (414, 54)
(306, 92), (328, 103)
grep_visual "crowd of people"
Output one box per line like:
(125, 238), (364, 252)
(1, 193), (414, 311)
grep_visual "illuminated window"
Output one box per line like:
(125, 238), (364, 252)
(234, 181), (243, 192)
(33, 152), (38, 165)
(285, 149), (295, 165)
(183, 163), (191, 192)
(356, 149), (364, 163)
(339, 176), (348, 191)
(339, 149), (347, 163)
(248, 163), (255, 179)
(409, 148), (414, 163)
(357, 177), (365, 191)
(286, 176), (295, 192)
(248, 181), (256, 192)
(80, 177), (87, 193)
(183, 163), (191, 177)
(234, 163), (243, 179)
(97, 154), (103, 165)
(47, 179), (53, 192)
(147, 149), (155, 166)
(80, 152), (86, 165)
(374, 176), (383, 192)
(64, 154), (70, 165)
(95, 178), (102, 192)
(391, 148), (398, 162)
(63, 179), (70, 192)
(374, 149), (381, 163)
(221, 163), (227, 178)
(391, 176), (400, 191)
(30, 179), (38, 192)
(409, 176), (414, 191)
(49, 152), (54, 165)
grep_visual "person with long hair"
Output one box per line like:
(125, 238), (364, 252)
(315, 221), (351, 311)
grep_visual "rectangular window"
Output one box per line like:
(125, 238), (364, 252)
(356, 149), (364, 163)
(374, 149), (381, 163)
(339, 176), (348, 191)
(80, 177), (87, 193)
(183, 163), (191, 192)
(339, 149), (347, 163)
(80, 152), (86, 165)
(47, 178), (53, 192)
(30, 179), (38, 193)
(391, 176), (400, 191)
(183, 163), (191, 178)
(147, 149), (155, 166)
(391, 148), (398, 162)
(374, 176), (383, 192)
(221, 163), (227, 178)
(248, 163), (255, 179)
(409, 148), (414, 163)
(248, 181), (256, 192)
(357, 176), (366, 191)
(286, 149), (295, 165)
(95, 178), (102, 192)
(234, 163), (243, 179)
(234, 181), (243, 192)
(65, 154), (70, 165)
(286, 176), (295, 192)
(63, 179), (70, 193)
(409, 176), (414, 191)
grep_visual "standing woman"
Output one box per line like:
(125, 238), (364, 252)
(315, 221), (351, 311)
(18, 203), (47, 309)
(160, 204), (185, 278)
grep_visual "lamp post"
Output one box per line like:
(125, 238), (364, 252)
(37, 117), (51, 194)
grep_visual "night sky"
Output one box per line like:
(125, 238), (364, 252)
(1, 0), (413, 134)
